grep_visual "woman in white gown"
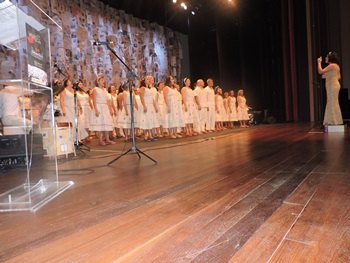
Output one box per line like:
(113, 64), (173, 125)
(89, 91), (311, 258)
(157, 82), (166, 137)
(237, 89), (250, 128)
(223, 91), (229, 128)
(163, 76), (181, 139)
(108, 84), (119, 139)
(181, 78), (195, 136)
(90, 75), (115, 145)
(215, 87), (224, 131)
(228, 90), (238, 128)
(77, 81), (92, 141)
(140, 78), (158, 141)
(317, 51), (343, 126)
(133, 87), (142, 136)
(175, 83), (185, 136)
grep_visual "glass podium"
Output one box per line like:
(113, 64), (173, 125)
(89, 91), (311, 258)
(0, 0), (74, 212)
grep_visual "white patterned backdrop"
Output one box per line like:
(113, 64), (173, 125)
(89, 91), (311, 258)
(17, 0), (183, 87)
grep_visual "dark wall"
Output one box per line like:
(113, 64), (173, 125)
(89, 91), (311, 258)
(340, 0), (350, 95)
(189, 0), (286, 121)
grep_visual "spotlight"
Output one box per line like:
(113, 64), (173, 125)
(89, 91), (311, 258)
(180, 2), (187, 10)
(191, 11), (195, 15)
(172, 0), (177, 3)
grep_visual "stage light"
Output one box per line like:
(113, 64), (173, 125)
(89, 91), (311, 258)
(180, 2), (187, 10)
(191, 11), (195, 15)
(172, 0), (177, 3)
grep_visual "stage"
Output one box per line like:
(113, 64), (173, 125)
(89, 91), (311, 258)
(1, 123), (349, 262)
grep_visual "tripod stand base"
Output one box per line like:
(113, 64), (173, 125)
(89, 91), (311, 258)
(107, 146), (157, 165)
(74, 141), (90, 156)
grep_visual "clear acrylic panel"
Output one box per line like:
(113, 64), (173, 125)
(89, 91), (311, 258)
(0, 0), (73, 212)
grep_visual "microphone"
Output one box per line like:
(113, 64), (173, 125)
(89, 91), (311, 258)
(53, 63), (62, 73)
(93, 40), (114, 46)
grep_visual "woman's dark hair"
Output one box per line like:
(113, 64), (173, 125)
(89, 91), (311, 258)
(108, 85), (115, 93)
(118, 85), (124, 93)
(157, 81), (164, 88)
(139, 79), (146, 88)
(63, 79), (71, 87)
(327, 51), (340, 65)
(165, 76), (173, 87)
(121, 83), (129, 91)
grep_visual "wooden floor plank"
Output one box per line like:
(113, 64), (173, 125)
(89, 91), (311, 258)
(285, 172), (327, 205)
(268, 239), (314, 263)
(228, 203), (303, 263)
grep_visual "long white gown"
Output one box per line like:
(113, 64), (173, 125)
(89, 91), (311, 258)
(108, 93), (119, 128)
(228, 96), (238, 121)
(134, 94), (142, 129)
(323, 66), (343, 125)
(164, 87), (181, 129)
(157, 91), (166, 127)
(77, 91), (91, 130)
(183, 87), (195, 124)
(140, 87), (158, 130)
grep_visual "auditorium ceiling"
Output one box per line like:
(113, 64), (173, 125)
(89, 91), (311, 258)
(99, 0), (232, 33)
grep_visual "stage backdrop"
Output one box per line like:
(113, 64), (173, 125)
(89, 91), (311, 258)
(20, 0), (184, 88)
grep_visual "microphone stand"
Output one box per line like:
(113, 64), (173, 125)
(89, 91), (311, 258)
(101, 43), (157, 165)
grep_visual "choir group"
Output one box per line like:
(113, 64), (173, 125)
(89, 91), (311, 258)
(57, 74), (251, 146)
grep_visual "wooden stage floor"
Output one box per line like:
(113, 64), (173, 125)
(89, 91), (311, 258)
(1, 123), (350, 262)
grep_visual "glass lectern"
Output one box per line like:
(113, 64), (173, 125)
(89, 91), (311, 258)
(0, 0), (74, 212)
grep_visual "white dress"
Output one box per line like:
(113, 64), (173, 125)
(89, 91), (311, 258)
(183, 87), (195, 124)
(237, 96), (250, 121)
(62, 88), (88, 140)
(150, 86), (160, 128)
(215, 95), (225, 122)
(134, 94), (142, 128)
(77, 92), (91, 130)
(228, 96), (238, 121)
(223, 98), (229, 122)
(108, 93), (119, 128)
(157, 91), (166, 127)
(90, 87), (113, 131)
(140, 88), (158, 130)
(118, 90), (132, 129)
(176, 90), (185, 128)
(164, 87), (181, 129)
